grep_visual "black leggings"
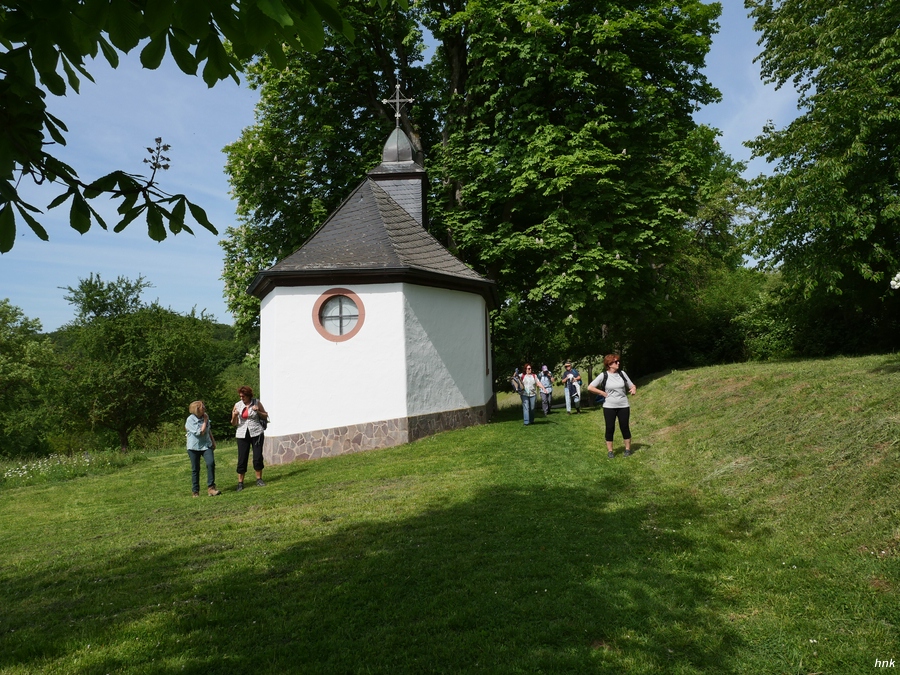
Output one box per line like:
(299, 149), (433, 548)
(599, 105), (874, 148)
(236, 433), (264, 474)
(603, 407), (631, 442)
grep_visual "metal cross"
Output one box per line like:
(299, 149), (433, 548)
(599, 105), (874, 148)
(381, 83), (414, 128)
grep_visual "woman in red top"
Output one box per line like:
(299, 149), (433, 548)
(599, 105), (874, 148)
(231, 385), (269, 491)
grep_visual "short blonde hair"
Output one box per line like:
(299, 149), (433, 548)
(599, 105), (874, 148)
(189, 400), (205, 417)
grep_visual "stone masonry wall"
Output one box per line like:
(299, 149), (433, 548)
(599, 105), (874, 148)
(263, 399), (494, 465)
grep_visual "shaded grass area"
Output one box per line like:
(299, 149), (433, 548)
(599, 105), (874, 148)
(1, 355), (899, 673)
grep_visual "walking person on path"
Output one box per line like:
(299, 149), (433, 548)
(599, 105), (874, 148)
(538, 365), (555, 416)
(519, 363), (548, 426)
(561, 361), (582, 414)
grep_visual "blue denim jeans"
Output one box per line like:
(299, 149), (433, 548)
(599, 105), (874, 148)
(521, 393), (536, 425)
(187, 447), (216, 494)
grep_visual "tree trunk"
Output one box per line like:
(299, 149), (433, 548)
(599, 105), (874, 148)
(118, 428), (130, 452)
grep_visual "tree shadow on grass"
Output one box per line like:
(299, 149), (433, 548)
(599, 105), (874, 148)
(2, 479), (742, 674)
(866, 355), (900, 375)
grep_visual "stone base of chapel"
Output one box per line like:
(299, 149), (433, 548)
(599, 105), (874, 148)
(263, 398), (496, 465)
(262, 400), (495, 465)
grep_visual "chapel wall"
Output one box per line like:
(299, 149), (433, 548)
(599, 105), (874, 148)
(261, 400), (494, 465)
(259, 283), (408, 437)
(402, 284), (493, 418)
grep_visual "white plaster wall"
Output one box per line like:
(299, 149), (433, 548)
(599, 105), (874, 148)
(403, 284), (493, 417)
(260, 284), (408, 436)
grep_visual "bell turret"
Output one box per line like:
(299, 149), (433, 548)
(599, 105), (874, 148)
(367, 85), (427, 226)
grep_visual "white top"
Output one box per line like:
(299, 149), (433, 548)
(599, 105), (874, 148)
(589, 371), (631, 409)
(521, 373), (540, 396)
(234, 399), (265, 438)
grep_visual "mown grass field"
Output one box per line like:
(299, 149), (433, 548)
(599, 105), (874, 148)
(1, 355), (898, 674)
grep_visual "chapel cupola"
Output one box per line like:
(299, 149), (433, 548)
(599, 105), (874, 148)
(381, 127), (414, 163)
(367, 84), (427, 227)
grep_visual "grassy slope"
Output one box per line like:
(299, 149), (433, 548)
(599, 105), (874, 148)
(0, 355), (898, 674)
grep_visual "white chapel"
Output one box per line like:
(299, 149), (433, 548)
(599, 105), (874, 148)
(247, 100), (498, 464)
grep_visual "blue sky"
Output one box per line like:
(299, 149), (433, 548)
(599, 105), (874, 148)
(0, 3), (799, 332)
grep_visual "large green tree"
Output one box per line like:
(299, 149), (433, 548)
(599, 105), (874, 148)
(52, 275), (222, 450)
(0, 300), (54, 456)
(745, 0), (900, 296)
(620, 126), (755, 371)
(0, 0), (402, 252)
(223, 0), (723, 365)
(430, 0), (720, 326)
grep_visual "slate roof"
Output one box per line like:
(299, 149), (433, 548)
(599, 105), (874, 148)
(247, 178), (498, 307)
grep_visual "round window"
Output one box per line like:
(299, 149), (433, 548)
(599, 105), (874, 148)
(312, 288), (365, 342)
(320, 295), (359, 336)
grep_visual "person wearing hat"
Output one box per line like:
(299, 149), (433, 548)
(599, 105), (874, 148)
(538, 365), (555, 416)
(561, 361), (582, 414)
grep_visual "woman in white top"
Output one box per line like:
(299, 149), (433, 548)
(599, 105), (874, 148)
(231, 385), (269, 491)
(519, 363), (548, 426)
(587, 354), (636, 458)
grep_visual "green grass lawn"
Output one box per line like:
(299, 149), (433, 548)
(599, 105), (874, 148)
(1, 356), (898, 673)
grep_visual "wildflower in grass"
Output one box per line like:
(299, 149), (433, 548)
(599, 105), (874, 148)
(1, 449), (139, 487)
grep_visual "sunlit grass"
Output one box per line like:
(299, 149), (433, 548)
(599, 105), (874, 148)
(0, 355), (898, 673)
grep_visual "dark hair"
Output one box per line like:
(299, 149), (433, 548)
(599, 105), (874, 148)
(238, 385), (254, 398)
(523, 363), (533, 372)
(603, 354), (621, 369)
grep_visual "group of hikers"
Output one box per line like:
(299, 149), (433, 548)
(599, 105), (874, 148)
(185, 355), (637, 496)
(513, 355), (637, 458)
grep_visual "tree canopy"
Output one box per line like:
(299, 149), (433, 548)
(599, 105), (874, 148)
(62, 272), (153, 323)
(0, 300), (54, 455)
(53, 275), (223, 450)
(0, 0), (408, 253)
(222, 0), (724, 362)
(745, 0), (900, 296)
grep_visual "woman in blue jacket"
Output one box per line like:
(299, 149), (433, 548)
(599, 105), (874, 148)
(185, 400), (221, 496)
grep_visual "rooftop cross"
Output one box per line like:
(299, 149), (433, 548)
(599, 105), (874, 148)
(381, 83), (414, 128)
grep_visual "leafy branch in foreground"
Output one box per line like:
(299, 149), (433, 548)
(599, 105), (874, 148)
(16, 138), (220, 251)
(0, 0), (406, 252)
